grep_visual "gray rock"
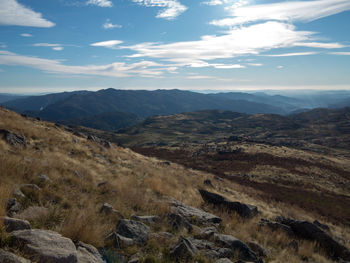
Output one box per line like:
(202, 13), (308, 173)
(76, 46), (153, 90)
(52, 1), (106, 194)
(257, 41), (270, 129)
(7, 198), (21, 214)
(0, 249), (31, 263)
(258, 218), (293, 236)
(170, 199), (222, 226)
(128, 254), (140, 263)
(168, 212), (193, 232)
(99, 203), (114, 214)
(0, 129), (27, 147)
(37, 174), (51, 183)
(214, 234), (258, 262)
(116, 219), (150, 245)
(170, 236), (197, 261)
(198, 189), (258, 218)
(130, 215), (160, 225)
(313, 220), (330, 231)
(247, 242), (268, 258)
(11, 229), (78, 262)
(195, 226), (219, 240)
(188, 237), (215, 250)
(151, 231), (174, 240)
(2, 217), (31, 232)
(76, 241), (104, 263)
(13, 189), (26, 199)
(215, 259), (233, 263)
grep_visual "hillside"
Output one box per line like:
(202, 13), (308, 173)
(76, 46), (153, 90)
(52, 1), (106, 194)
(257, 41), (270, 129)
(1, 107), (350, 262)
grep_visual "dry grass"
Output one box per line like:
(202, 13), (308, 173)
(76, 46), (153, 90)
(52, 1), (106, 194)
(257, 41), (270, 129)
(0, 107), (349, 262)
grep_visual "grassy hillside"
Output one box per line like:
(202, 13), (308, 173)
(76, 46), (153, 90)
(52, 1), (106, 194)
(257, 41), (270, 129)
(0, 107), (349, 262)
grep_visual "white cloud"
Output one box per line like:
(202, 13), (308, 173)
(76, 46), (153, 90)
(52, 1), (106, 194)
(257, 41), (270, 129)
(102, 19), (122, 29)
(277, 65), (284, 69)
(91, 40), (123, 48)
(329, 52), (350, 55)
(0, 43), (7, 49)
(0, 51), (170, 78)
(123, 21), (342, 68)
(263, 51), (318, 57)
(86, 0), (113, 7)
(202, 0), (223, 6)
(0, 0), (55, 27)
(293, 42), (345, 49)
(247, 63), (262, 66)
(20, 33), (32, 37)
(33, 43), (64, 51)
(211, 0), (350, 27)
(131, 0), (187, 20)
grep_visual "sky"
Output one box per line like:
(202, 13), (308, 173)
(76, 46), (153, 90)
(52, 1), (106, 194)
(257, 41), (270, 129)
(0, 0), (349, 93)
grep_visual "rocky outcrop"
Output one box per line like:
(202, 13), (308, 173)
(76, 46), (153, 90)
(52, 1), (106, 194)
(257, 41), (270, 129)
(198, 189), (258, 218)
(0, 249), (31, 263)
(130, 215), (160, 225)
(0, 129), (27, 147)
(2, 217), (31, 232)
(116, 219), (150, 245)
(169, 199), (222, 226)
(258, 218), (293, 236)
(275, 217), (350, 261)
(7, 198), (20, 215)
(11, 229), (78, 262)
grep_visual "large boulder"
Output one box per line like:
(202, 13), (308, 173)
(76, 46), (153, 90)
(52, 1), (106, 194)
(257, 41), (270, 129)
(130, 215), (160, 225)
(76, 241), (104, 263)
(170, 199), (222, 226)
(170, 236), (197, 261)
(0, 249), (31, 263)
(199, 189), (258, 218)
(116, 219), (150, 245)
(0, 129), (27, 147)
(2, 217), (31, 232)
(214, 234), (259, 262)
(276, 217), (350, 261)
(11, 229), (78, 262)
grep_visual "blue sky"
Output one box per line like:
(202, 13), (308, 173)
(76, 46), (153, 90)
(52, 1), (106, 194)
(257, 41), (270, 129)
(0, 0), (349, 93)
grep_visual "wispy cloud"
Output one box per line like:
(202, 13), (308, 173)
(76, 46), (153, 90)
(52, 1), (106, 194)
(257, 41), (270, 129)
(102, 19), (122, 29)
(263, 52), (318, 57)
(329, 52), (350, 56)
(0, 50), (170, 78)
(211, 0), (350, 27)
(86, 0), (113, 7)
(131, 0), (187, 20)
(122, 22), (342, 68)
(33, 43), (64, 51)
(202, 0), (223, 6)
(20, 33), (33, 37)
(91, 40), (123, 48)
(0, 0), (55, 27)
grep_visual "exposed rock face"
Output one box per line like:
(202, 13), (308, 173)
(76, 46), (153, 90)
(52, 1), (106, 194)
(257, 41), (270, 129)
(247, 241), (268, 258)
(0, 249), (31, 263)
(214, 258), (233, 263)
(76, 241), (104, 263)
(169, 199), (222, 226)
(0, 129), (27, 147)
(116, 219), (150, 245)
(198, 189), (258, 218)
(276, 217), (350, 261)
(2, 217), (31, 232)
(258, 218), (293, 236)
(130, 215), (160, 225)
(168, 212), (193, 232)
(214, 234), (259, 262)
(11, 229), (78, 263)
(170, 236), (197, 261)
(195, 226), (219, 240)
(7, 198), (20, 215)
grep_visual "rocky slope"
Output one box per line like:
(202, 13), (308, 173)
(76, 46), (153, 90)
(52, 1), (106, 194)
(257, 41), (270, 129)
(0, 107), (349, 263)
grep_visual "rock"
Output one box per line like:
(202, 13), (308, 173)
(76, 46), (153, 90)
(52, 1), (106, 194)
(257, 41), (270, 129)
(7, 198), (21, 214)
(276, 217), (350, 261)
(170, 199), (222, 226)
(168, 213), (193, 232)
(170, 236), (197, 261)
(116, 219), (150, 245)
(258, 218), (293, 236)
(99, 203), (114, 214)
(37, 174), (51, 183)
(76, 241), (104, 263)
(11, 229), (77, 262)
(215, 259), (233, 263)
(87, 135), (101, 143)
(214, 234), (258, 262)
(198, 189), (258, 218)
(313, 220), (330, 231)
(13, 188), (26, 199)
(0, 249), (31, 263)
(247, 242), (268, 258)
(0, 129), (27, 147)
(128, 254), (140, 263)
(205, 247), (233, 259)
(188, 237), (215, 250)
(204, 179), (214, 187)
(195, 226), (219, 240)
(130, 215), (160, 225)
(104, 141), (111, 148)
(2, 217), (31, 232)
(151, 232), (174, 240)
